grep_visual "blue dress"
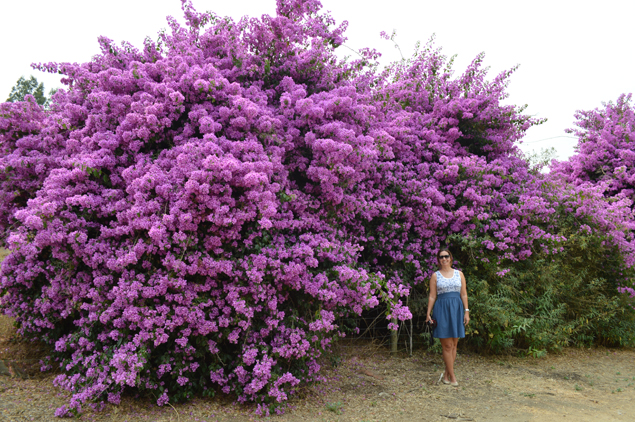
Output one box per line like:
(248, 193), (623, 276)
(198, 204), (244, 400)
(433, 269), (465, 339)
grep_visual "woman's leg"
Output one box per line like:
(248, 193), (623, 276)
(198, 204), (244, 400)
(440, 338), (456, 382)
(452, 338), (459, 380)
(452, 338), (458, 362)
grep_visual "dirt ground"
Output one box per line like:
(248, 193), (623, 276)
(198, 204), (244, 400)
(1, 319), (634, 422)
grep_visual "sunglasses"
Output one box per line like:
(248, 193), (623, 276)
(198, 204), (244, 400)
(439, 255), (451, 260)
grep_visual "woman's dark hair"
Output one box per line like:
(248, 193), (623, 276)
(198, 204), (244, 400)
(436, 248), (453, 266)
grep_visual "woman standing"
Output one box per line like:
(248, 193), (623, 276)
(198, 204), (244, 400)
(426, 248), (469, 386)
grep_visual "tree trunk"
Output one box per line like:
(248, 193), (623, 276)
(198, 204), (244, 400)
(391, 318), (398, 354)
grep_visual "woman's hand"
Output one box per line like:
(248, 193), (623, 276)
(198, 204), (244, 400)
(426, 314), (432, 323)
(464, 312), (470, 325)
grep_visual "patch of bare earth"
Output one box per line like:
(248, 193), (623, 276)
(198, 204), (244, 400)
(289, 343), (635, 422)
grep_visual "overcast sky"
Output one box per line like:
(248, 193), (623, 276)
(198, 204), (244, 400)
(1, 0), (633, 160)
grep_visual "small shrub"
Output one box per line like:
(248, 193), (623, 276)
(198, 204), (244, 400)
(325, 401), (343, 414)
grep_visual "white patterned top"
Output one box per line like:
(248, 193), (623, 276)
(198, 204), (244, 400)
(435, 270), (462, 295)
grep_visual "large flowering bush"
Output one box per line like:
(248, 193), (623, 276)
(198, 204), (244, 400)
(0, 0), (410, 415)
(1, 0), (634, 417)
(439, 92), (635, 352)
(338, 43), (635, 348)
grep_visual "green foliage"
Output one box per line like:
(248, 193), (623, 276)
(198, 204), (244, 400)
(421, 336), (443, 354)
(525, 346), (547, 358)
(447, 197), (635, 354)
(325, 401), (343, 414)
(6, 76), (53, 106)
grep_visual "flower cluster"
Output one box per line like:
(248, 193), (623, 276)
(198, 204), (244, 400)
(0, 95), (61, 242)
(551, 94), (635, 202)
(0, 0), (634, 417)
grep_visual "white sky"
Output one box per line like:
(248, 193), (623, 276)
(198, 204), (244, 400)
(1, 0), (633, 160)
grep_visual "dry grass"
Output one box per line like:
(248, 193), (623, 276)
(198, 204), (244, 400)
(281, 343), (635, 422)
(0, 314), (14, 341)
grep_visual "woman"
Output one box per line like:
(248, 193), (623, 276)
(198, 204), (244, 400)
(426, 248), (469, 386)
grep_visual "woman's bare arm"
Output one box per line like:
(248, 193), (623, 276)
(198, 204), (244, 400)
(426, 272), (437, 322)
(460, 271), (469, 325)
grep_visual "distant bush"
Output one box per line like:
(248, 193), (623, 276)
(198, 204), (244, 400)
(551, 94), (635, 203)
(550, 93), (635, 303)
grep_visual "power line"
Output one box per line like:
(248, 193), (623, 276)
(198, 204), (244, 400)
(523, 135), (577, 145)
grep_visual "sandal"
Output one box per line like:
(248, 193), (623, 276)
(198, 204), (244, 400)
(439, 372), (451, 385)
